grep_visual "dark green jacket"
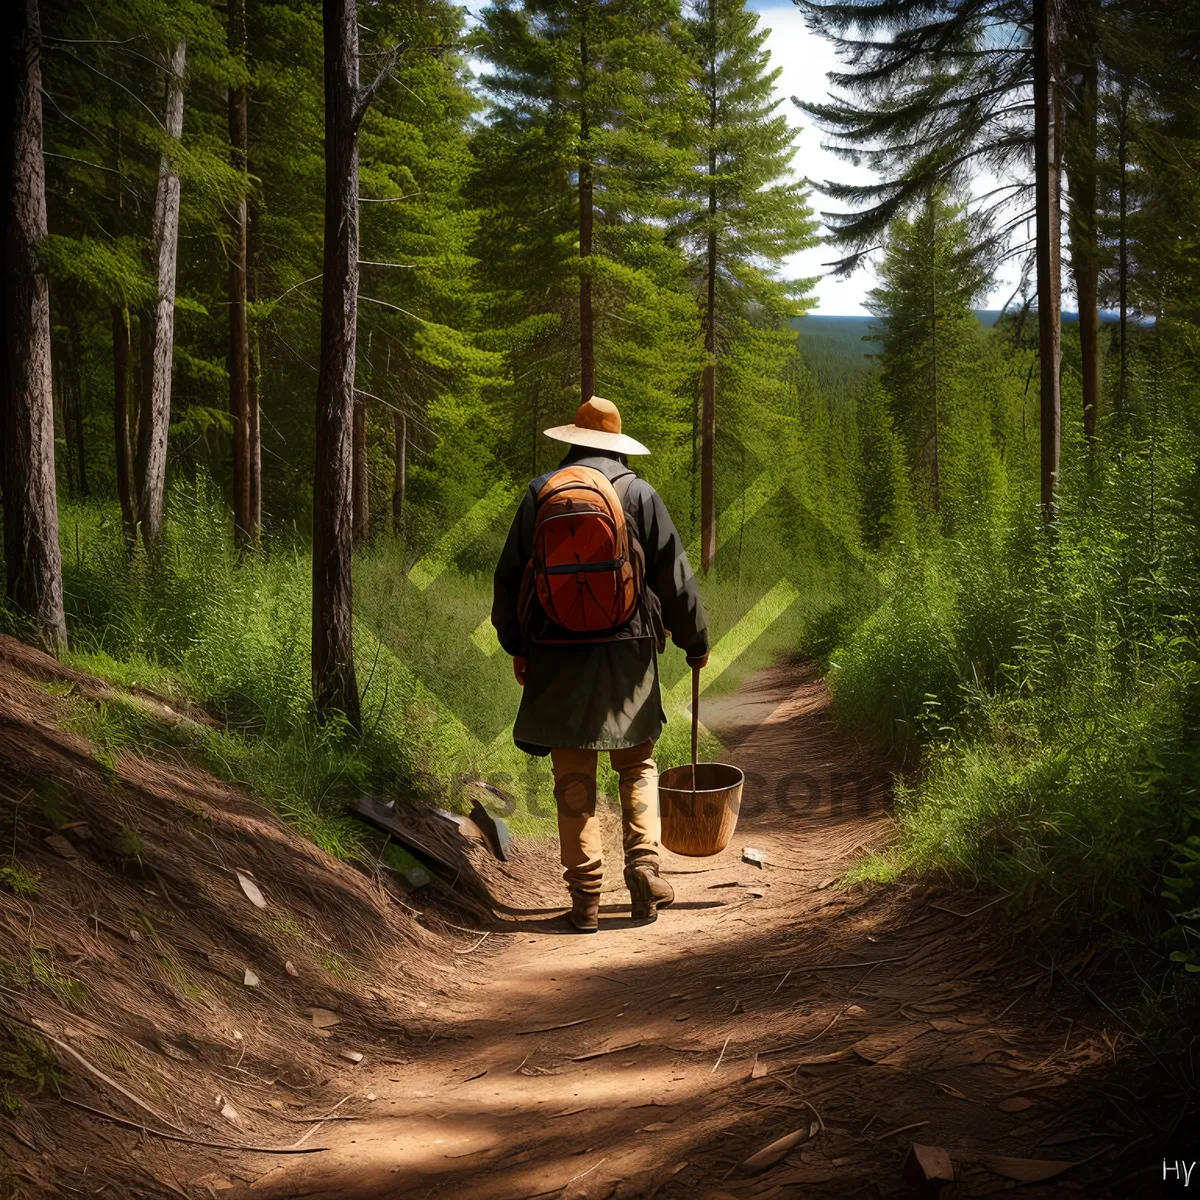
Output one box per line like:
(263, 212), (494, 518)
(492, 448), (709, 755)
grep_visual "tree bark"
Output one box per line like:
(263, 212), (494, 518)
(111, 305), (137, 544)
(228, 0), (251, 549)
(1064, 8), (1099, 447)
(578, 13), (594, 407)
(312, 0), (362, 726)
(2, 0), (67, 652)
(108, 87), (136, 545)
(352, 396), (368, 546)
(135, 39), (186, 553)
(1033, 0), (1062, 523)
(392, 408), (406, 534)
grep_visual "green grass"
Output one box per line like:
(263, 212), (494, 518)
(0, 863), (40, 898)
(51, 480), (861, 860)
(0, 1026), (60, 1115)
(830, 476), (1200, 944)
(1, 948), (88, 1009)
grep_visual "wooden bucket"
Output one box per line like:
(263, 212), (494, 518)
(659, 761), (744, 857)
(658, 663), (743, 857)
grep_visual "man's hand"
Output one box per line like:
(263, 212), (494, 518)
(513, 655), (527, 686)
(688, 652), (709, 669)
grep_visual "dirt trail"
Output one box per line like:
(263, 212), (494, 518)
(245, 666), (1173, 1200)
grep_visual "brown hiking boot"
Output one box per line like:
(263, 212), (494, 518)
(568, 887), (599, 933)
(625, 864), (674, 923)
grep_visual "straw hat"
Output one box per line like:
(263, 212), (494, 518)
(543, 396), (650, 456)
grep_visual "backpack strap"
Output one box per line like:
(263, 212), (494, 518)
(611, 471), (636, 513)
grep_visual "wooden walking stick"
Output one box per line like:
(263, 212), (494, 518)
(690, 662), (700, 814)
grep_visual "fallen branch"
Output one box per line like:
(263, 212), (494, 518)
(519, 1017), (599, 1036)
(809, 955), (909, 971)
(873, 1119), (928, 1140)
(289, 1095), (355, 1149)
(711, 1035), (732, 1074)
(761, 1007), (846, 1055)
(60, 1098), (328, 1154)
(571, 1042), (641, 1062)
(928, 893), (1010, 919)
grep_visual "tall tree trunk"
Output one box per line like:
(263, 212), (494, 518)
(228, 0), (251, 549)
(312, 0), (362, 726)
(67, 305), (87, 496)
(111, 306), (137, 544)
(699, 21), (718, 573)
(1, 0), (67, 652)
(1116, 76), (1129, 414)
(1064, 9), (1100, 448)
(578, 14), (594, 407)
(352, 396), (368, 546)
(135, 39), (186, 553)
(1033, 0), (1062, 523)
(392, 408), (406, 535)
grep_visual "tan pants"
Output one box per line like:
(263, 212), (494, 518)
(550, 740), (660, 894)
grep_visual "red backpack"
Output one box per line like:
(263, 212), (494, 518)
(519, 466), (645, 639)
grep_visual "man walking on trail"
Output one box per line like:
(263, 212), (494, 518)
(492, 396), (710, 933)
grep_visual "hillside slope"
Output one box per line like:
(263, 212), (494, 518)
(0, 636), (509, 1198)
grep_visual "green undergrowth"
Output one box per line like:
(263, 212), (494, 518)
(0, 1026), (60, 1117)
(50, 482), (861, 865)
(830, 458), (1200, 961)
(0, 948), (88, 1009)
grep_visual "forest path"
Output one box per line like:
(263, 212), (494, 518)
(245, 666), (1162, 1200)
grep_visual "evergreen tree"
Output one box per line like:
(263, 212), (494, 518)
(796, 0), (1066, 520)
(866, 189), (1002, 528)
(354, 0), (489, 541)
(675, 0), (818, 571)
(39, 0), (237, 546)
(471, 0), (703, 494)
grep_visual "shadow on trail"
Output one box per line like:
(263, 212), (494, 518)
(244, 664), (1182, 1200)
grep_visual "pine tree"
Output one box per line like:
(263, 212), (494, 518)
(472, 0), (703, 489)
(866, 189), (996, 527)
(1063, 0), (1100, 448)
(676, 0), (818, 570)
(40, 0), (236, 548)
(796, 0), (1067, 521)
(353, 0), (484, 542)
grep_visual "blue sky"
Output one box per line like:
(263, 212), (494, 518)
(466, 0), (1028, 316)
(749, 0), (1027, 315)
(746, 0), (876, 314)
